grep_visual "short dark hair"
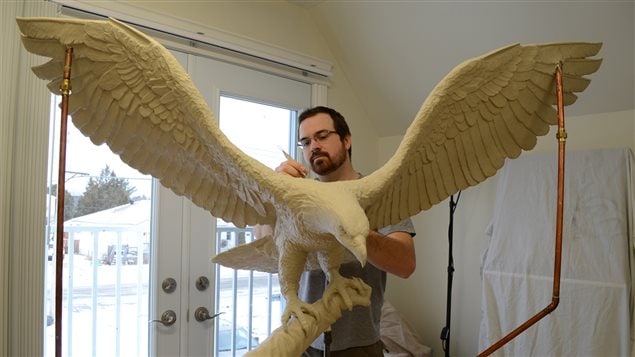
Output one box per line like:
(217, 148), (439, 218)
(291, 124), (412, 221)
(298, 106), (352, 157)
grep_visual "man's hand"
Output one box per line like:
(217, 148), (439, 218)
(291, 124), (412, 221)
(275, 159), (308, 178)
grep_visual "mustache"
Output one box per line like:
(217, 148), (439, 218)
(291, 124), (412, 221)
(310, 151), (329, 162)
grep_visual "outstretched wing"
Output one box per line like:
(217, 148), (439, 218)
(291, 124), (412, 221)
(348, 42), (602, 230)
(17, 17), (281, 227)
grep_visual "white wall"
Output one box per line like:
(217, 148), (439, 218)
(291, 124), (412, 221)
(380, 109), (635, 356)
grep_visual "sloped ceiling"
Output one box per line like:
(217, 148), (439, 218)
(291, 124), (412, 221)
(299, 1), (634, 136)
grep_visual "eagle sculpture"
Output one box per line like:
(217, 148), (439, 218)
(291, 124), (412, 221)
(17, 16), (601, 354)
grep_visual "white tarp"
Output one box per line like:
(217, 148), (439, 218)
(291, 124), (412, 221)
(381, 300), (432, 357)
(479, 148), (634, 356)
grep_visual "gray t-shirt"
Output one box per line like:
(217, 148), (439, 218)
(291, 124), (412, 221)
(298, 218), (416, 351)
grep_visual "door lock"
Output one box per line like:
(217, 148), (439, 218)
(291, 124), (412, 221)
(162, 278), (177, 293)
(195, 276), (210, 291)
(149, 310), (177, 326)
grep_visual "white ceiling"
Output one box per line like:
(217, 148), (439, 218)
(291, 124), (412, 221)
(300, 1), (634, 136)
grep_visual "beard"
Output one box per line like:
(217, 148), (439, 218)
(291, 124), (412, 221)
(309, 144), (347, 176)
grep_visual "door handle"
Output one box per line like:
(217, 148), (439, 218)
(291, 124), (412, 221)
(149, 310), (177, 326)
(194, 307), (223, 322)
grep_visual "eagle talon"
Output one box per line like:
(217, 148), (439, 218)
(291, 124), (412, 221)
(323, 276), (368, 310)
(281, 297), (319, 334)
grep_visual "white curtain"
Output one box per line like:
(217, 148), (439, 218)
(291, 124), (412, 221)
(479, 148), (635, 356)
(1, 1), (57, 355)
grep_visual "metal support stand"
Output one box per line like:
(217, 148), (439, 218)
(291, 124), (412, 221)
(323, 272), (332, 357)
(55, 46), (73, 357)
(323, 329), (331, 357)
(477, 63), (567, 356)
(440, 192), (461, 357)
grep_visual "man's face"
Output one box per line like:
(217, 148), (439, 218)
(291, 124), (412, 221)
(298, 113), (350, 176)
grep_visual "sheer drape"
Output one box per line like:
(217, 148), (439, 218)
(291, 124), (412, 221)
(1, 1), (57, 355)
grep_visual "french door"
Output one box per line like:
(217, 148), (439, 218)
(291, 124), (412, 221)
(151, 50), (311, 356)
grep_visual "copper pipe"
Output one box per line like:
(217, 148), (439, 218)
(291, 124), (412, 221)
(477, 63), (566, 357)
(55, 46), (73, 357)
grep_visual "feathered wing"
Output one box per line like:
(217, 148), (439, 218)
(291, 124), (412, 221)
(17, 17), (281, 228)
(213, 236), (280, 273)
(348, 42), (602, 230)
(212, 235), (327, 273)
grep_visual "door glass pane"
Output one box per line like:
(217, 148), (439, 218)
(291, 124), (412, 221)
(45, 95), (153, 356)
(214, 95), (296, 356)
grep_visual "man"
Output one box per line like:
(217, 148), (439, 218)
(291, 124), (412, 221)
(276, 106), (416, 356)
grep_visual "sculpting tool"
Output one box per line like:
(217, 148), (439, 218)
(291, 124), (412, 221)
(279, 147), (307, 178)
(279, 146), (294, 161)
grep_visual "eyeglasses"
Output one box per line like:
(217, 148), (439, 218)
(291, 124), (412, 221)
(297, 130), (338, 149)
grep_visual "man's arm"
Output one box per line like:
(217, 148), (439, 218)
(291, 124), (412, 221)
(366, 230), (416, 279)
